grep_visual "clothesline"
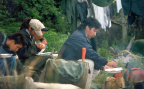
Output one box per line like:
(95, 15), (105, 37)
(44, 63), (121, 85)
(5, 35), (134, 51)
(77, 0), (122, 31)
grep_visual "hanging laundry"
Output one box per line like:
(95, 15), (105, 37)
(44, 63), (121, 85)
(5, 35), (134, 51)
(92, 3), (98, 18)
(92, 0), (113, 7)
(61, 0), (78, 31)
(78, 0), (87, 3)
(78, 0), (89, 6)
(62, 0), (115, 31)
(109, 4), (115, 18)
(122, 0), (144, 16)
(104, 3), (115, 29)
(121, 0), (144, 25)
(104, 6), (111, 29)
(92, 3), (112, 31)
(116, 0), (122, 13)
(77, 1), (88, 22)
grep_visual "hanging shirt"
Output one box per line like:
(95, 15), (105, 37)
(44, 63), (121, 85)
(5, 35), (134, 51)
(77, 1), (88, 22)
(92, 3), (111, 31)
(116, 0), (122, 13)
(121, 0), (144, 16)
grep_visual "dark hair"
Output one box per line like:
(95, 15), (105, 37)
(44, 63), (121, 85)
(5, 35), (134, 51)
(19, 18), (31, 30)
(7, 33), (26, 46)
(77, 17), (101, 30)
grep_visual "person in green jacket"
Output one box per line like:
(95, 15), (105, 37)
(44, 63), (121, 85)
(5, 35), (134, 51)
(17, 18), (52, 81)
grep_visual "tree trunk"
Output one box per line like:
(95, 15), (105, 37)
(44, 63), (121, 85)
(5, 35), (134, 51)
(121, 9), (128, 48)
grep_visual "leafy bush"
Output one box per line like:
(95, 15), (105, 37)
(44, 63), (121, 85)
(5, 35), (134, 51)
(43, 29), (69, 53)
(0, 3), (9, 21)
(0, 21), (21, 35)
(0, 0), (71, 34)
(0, 28), (6, 34)
(93, 60), (126, 87)
(97, 40), (114, 59)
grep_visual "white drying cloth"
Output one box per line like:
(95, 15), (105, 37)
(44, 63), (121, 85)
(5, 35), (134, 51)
(92, 3), (110, 31)
(116, 0), (122, 13)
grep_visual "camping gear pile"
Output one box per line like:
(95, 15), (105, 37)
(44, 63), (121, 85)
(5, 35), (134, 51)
(108, 48), (144, 89)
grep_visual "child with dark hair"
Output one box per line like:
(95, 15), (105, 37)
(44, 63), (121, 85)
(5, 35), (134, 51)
(0, 32), (26, 76)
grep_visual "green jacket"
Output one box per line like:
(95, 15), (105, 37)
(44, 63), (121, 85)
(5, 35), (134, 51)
(17, 29), (40, 62)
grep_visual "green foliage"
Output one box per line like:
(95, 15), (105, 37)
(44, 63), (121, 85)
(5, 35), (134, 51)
(97, 40), (114, 60)
(0, 28), (6, 34)
(1, 0), (71, 34)
(0, 2), (9, 21)
(52, 16), (71, 33)
(93, 71), (113, 86)
(43, 29), (69, 53)
(93, 60), (126, 87)
(0, 21), (21, 35)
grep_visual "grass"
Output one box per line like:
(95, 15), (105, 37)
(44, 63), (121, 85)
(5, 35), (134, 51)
(0, 21), (134, 88)
(0, 22), (21, 35)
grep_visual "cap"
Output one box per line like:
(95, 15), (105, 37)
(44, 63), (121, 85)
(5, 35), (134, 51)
(29, 19), (48, 36)
(41, 28), (49, 31)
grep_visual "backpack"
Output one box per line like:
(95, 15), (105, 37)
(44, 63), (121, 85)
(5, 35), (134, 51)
(126, 68), (144, 83)
(124, 58), (144, 89)
(124, 68), (144, 89)
(124, 68), (144, 84)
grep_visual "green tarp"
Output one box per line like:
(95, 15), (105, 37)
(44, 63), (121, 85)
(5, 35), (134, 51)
(39, 59), (88, 89)
(39, 59), (86, 83)
(131, 40), (144, 56)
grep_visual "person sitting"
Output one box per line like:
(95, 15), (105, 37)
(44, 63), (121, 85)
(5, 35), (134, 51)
(58, 17), (117, 89)
(17, 18), (52, 81)
(0, 32), (26, 76)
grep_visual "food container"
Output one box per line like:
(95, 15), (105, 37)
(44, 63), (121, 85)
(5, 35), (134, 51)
(0, 54), (13, 58)
(105, 67), (123, 73)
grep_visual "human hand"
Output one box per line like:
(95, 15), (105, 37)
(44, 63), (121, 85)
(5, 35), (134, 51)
(36, 42), (46, 49)
(106, 61), (117, 68)
(103, 65), (113, 70)
(41, 39), (47, 45)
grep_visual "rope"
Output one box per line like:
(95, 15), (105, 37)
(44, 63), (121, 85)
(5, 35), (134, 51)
(119, 50), (137, 59)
